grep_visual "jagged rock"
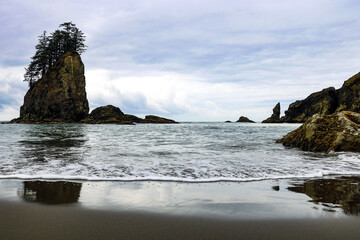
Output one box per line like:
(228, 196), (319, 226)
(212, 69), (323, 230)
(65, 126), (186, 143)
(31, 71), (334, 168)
(281, 87), (337, 123)
(336, 72), (360, 113)
(11, 52), (89, 123)
(277, 111), (360, 152)
(282, 72), (360, 123)
(81, 105), (133, 124)
(262, 102), (281, 123)
(236, 116), (255, 123)
(142, 115), (178, 124)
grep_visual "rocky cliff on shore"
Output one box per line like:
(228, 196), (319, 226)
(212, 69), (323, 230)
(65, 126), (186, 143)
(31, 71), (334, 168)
(281, 72), (360, 123)
(281, 87), (337, 123)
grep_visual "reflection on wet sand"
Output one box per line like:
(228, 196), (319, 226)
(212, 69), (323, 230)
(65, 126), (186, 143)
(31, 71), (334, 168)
(18, 181), (82, 204)
(288, 177), (360, 216)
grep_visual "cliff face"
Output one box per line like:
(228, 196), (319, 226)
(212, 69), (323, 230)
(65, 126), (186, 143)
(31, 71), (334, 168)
(15, 52), (89, 123)
(336, 72), (360, 113)
(281, 87), (337, 123)
(282, 72), (360, 123)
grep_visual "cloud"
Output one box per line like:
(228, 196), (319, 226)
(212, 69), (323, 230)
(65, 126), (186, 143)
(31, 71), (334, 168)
(1, 0), (360, 121)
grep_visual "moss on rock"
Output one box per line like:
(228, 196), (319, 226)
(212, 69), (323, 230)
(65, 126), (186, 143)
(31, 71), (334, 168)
(277, 111), (360, 152)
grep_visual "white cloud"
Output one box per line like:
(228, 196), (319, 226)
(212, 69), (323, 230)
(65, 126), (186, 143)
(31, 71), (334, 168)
(1, 0), (360, 121)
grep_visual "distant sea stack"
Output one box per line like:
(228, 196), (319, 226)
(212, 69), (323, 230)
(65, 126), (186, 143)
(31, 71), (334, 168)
(277, 111), (360, 152)
(142, 115), (178, 124)
(281, 72), (360, 123)
(236, 116), (255, 123)
(262, 102), (281, 123)
(81, 105), (132, 124)
(12, 52), (89, 123)
(81, 105), (178, 124)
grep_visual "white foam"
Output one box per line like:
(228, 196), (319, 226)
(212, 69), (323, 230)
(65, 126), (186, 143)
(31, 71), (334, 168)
(1, 170), (359, 183)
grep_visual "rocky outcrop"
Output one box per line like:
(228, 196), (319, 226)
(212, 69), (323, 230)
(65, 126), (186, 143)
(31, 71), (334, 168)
(81, 105), (133, 124)
(142, 115), (178, 124)
(277, 111), (360, 152)
(336, 72), (360, 113)
(12, 52), (89, 123)
(10, 51), (178, 124)
(236, 116), (255, 123)
(262, 102), (281, 123)
(281, 87), (337, 123)
(82, 105), (178, 124)
(281, 72), (360, 123)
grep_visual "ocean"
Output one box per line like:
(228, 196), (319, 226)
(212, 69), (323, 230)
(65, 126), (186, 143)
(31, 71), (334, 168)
(1, 122), (359, 182)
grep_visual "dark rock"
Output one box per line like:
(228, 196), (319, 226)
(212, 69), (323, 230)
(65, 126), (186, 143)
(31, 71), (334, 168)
(262, 102), (281, 123)
(142, 115), (178, 124)
(336, 72), (360, 113)
(81, 105), (133, 124)
(225, 120), (232, 123)
(11, 52), (89, 123)
(81, 105), (177, 124)
(277, 111), (360, 152)
(281, 72), (360, 123)
(123, 114), (143, 123)
(236, 116), (255, 123)
(281, 87), (337, 123)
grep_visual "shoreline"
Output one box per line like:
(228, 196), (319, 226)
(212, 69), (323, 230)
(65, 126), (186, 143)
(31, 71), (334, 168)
(1, 177), (360, 239)
(1, 176), (360, 217)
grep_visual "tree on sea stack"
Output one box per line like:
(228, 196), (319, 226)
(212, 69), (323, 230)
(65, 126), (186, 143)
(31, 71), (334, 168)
(24, 22), (87, 87)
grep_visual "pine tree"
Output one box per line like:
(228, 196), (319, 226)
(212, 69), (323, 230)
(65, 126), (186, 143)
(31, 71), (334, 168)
(24, 22), (87, 87)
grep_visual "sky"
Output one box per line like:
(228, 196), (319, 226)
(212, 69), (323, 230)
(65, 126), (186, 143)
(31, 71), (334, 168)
(1, 0), (360, 121)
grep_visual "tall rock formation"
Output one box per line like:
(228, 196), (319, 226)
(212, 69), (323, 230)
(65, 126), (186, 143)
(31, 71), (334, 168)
(281, 72), (360, 123)
(336, 72), (360, 113)
(13, 52), (89, 123)
(281, 87), (337, 123)
(262, 102), (281, 123)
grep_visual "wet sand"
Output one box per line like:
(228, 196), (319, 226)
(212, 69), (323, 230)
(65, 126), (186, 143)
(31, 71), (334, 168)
(1, 200), (360, 240)
(1, 177), (360, 239)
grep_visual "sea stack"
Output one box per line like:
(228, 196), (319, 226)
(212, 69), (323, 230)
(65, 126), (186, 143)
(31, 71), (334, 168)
(12, 52), (89, 123)
(262, 102), (281, 123)
(236, 116), (255, 123)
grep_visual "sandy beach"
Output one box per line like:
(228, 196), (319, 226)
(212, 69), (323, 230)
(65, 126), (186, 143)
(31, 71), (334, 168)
(0, 178), (360, 239)
(1, 200), (360, 240)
